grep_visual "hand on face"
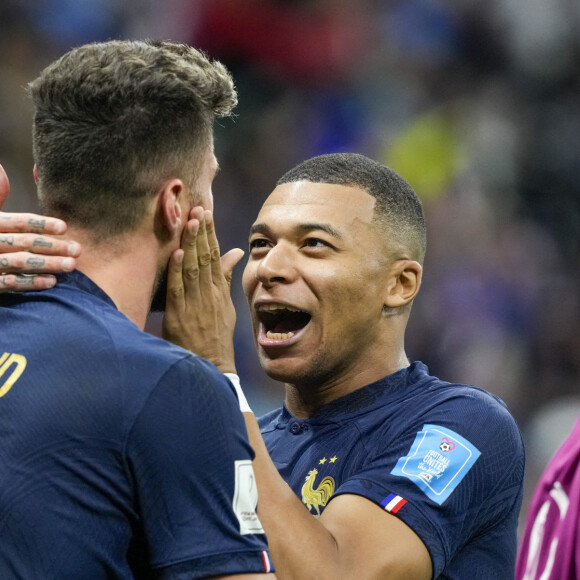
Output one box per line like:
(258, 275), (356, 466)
(0, 164), (81, 293)
(162, 206), (244, 372)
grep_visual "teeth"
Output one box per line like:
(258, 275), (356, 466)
(257, 303), (302, 313)
(266, 331), (294, 340)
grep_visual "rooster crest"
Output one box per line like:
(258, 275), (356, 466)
(301, 468), (335, 518)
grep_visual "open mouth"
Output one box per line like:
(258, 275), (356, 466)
(256, 303), (311, 340)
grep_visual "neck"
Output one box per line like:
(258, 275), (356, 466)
(284, 345), (410, 418)
(65, 226), (163, 330)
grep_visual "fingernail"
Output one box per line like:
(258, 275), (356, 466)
(67, 242), (80, 256)
(62, 257), (75, 270)
(53, 221), (66, 234)
(42, 276), (57, 288)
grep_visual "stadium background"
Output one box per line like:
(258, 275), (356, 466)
(1, 0), (579, 532)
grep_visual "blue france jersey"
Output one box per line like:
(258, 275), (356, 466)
(259, 362), (524, 579)
(0, 271), (272, 579)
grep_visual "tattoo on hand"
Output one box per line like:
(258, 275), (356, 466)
(33, 237), (53, 249)
(0, 274), (34, 288)
(28, 219), (47, 230)
(26, 257), (46, 268)
(0, 257), (9, 268)
(0, 236), (14, 246)
(15, 275), (34, 286)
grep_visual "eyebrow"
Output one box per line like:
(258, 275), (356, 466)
(249, 222), (344, 240)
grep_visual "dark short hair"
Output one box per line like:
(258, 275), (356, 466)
(29, 40), (237, 237)
(277, 153), (427, 262)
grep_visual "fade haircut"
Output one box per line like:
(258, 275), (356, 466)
(29, 40), (237, 238)
(277, 153), (427, 263)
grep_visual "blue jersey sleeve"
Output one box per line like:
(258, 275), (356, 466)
(125, 355), (272, 578)
(334, 391), (524, 578)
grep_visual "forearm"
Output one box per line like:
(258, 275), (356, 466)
(243, 413), (344, 580)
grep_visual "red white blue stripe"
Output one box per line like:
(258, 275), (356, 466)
(262, 550), (273, 573)
(381, 493), (408, 514)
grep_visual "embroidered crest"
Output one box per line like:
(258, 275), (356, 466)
(301, 468), (335, 517)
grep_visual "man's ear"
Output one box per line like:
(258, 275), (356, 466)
(383, 260), (422, 309)
(158, 178), (185, 236)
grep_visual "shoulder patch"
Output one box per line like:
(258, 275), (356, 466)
(233, 459), (265, 535)
(391, 424), (481, 505)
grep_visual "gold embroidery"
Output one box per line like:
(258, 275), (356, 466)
(0, 353), (27, 397)
(301, 469), (335, 518)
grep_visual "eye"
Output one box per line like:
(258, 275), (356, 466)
(303, 238), (331, 250)
(249, 238), (271, 253)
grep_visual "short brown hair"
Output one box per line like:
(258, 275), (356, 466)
(29, 40), (237, 237)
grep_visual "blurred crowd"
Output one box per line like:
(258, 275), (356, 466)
(1, 0), (579, 527)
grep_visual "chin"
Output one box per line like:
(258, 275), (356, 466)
(260, 354), (317, 386)
(260, 354), (293, 382)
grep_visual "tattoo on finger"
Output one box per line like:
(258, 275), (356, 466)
(26, 257), (46, 268)
(28, 219), (47, 230)
(15, 275), (35, 286)
(0, 235), (14, 246)
(33, 237), (53, 249)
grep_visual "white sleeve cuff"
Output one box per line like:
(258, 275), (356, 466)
(224, 373), (253, 413)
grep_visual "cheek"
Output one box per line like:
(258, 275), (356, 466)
(325, 274), (384, 322)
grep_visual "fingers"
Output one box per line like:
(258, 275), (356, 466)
(0, 233), (80, 257)
(0, 274), (58, 293)
(162, 206), (239, 369)
(183, 207), (210, 288)
(0, 164), (79, 285)
(0, 164), (67, 234)
(167, 206), (240, 311)
(166, 247), (186, 313)
(0, 234), (79, 276)
(0, 252), (77, 274)
(165, 216), (200, 314)
(0, 212), (68, 235)
(193, 207), (244, 286)
(203, 209), (223, 282)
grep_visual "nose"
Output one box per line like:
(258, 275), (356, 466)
(255, 242), (295, 286)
